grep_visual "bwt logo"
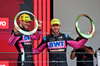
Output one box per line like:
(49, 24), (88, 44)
(23, 35), (30, 41)
(0, 21), (6, 26)
(49, 41), (64, 48)
(0, 18), (9, 29)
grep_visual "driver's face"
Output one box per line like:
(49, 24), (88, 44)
(50, 24), (61, 34)
(21, 21), (31, 29)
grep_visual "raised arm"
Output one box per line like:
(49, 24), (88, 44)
(30, 20), (42, 40)
(8, 33), (20, 46)
(30, 30), (41, 40)
(67, 39), (88, 49)
(8, 26), (21, 46)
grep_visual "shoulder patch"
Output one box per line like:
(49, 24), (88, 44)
(9, 37), (12, 41)
(43, 36), (46, 41)
(64, 34), (69, 38)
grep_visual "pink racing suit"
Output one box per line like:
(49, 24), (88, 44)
(8, 27), (41, 66)
(33, 33), (88, 66)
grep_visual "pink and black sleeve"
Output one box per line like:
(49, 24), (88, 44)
(8, 30), (20, 46)
(33, 36), (47, 54)
(64, 34), (88, 49)
(67, 39), (88, 49)
(30, 30), (41, 40)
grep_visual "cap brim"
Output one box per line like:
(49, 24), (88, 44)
(25, 20), (33, 22)
(51, 23), (60, 25)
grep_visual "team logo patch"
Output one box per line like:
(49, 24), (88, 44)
(48, 41), (66, 49)
(23, 35), (31, 41)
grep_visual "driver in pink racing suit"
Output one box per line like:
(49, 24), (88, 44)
(32, 18), (93, 66)
(8, 14), (42, 66)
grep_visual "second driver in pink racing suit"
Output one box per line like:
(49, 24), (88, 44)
(32, 18), (90, 66)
